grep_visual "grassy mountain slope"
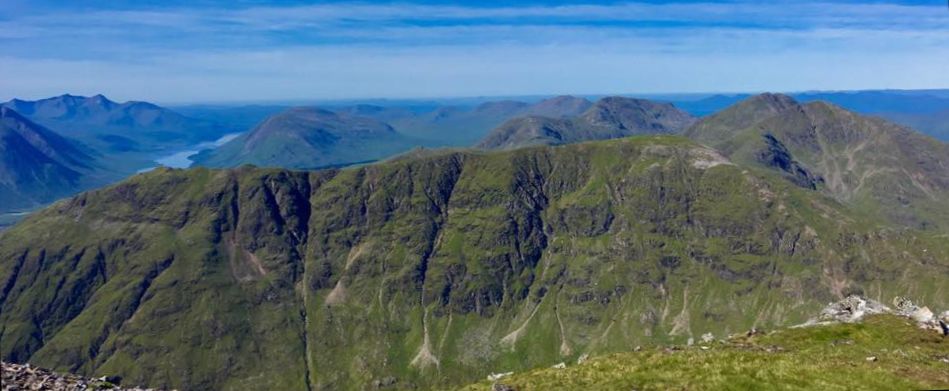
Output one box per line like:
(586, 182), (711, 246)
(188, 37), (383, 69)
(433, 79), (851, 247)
(461, 314), (949, 390)
(478, 97), (695, 149)
(685, 94), (949, 230)
(192, 107), (417, 170)
(1, 135), (947, 390)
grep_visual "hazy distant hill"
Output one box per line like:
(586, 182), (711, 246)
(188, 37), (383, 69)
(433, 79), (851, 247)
(477, 96), (695, 149)
(884, 109), (949, 142)
(2, 94), (225, 155)
(0, 107), (101, 212)
(171, 104), (288, 138)
(343, 96), (596, 146)
(192, 107), (417, 169)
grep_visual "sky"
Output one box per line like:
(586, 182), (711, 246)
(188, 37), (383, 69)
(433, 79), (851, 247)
(1, 0), (948, 104)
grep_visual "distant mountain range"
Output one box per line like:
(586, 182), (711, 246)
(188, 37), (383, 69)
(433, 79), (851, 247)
(2, 94), (226, 154)
(0, 95), (245, 215)
(192, 96), (602, 169)
(2, 90), (948, 218)
(336, 95), (596, 146)
(0, 107), (100, 211)
(1, 93), (947, 390)
(477, 96), (695, 149)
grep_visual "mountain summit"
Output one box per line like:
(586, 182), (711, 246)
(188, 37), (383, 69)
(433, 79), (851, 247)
(685, 93), (949, 229)
(193, 107), (416, 169)
(477, 96), (695, 149)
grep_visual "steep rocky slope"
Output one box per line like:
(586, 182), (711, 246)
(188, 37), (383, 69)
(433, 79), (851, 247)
(477, 97), (695, 149)
(1, 136), (947, 390)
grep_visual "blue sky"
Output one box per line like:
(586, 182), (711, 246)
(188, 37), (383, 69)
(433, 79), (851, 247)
(1, 1), (948, 103)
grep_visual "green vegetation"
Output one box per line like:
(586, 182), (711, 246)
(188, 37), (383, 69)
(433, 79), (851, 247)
(685, 93), (949, 231)
(0, 130), (947, 390)
(461, 315), (949, 390)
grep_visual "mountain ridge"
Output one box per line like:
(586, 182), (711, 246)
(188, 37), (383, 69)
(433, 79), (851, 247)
(684, 93), (949, 229)
(1, 133), (946, 390)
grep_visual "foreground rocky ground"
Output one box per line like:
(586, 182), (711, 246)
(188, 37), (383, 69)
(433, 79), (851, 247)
(1, 362), (164, 391)
(462, 296), (949, 390)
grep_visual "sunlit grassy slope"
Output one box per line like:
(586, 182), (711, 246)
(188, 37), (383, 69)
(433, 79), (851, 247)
(461, 315), (949, 390)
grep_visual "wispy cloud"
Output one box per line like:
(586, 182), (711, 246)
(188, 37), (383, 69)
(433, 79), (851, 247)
(1, 1), (947, 102)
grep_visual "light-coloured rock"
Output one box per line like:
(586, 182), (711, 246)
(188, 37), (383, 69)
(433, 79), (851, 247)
(551, 362), (566, 369)
(909, 307), (934, 323)
(1, 361), (167, 391)
(701, 332), (715, 343)
(577, 353), (590, 365)
(487, 372), (513, 381)
(819, 295), (890, 323)
(802, 295), (947, 337)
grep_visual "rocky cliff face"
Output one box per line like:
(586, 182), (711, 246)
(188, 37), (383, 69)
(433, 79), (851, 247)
(1, 136), (947, 390)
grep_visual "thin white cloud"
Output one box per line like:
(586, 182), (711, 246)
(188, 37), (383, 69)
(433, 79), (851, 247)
(1, 1), (948, 101)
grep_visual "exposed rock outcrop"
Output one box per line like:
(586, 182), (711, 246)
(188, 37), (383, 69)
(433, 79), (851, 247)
(1, 362), (165, 391)
(800, 295), (948, 336)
